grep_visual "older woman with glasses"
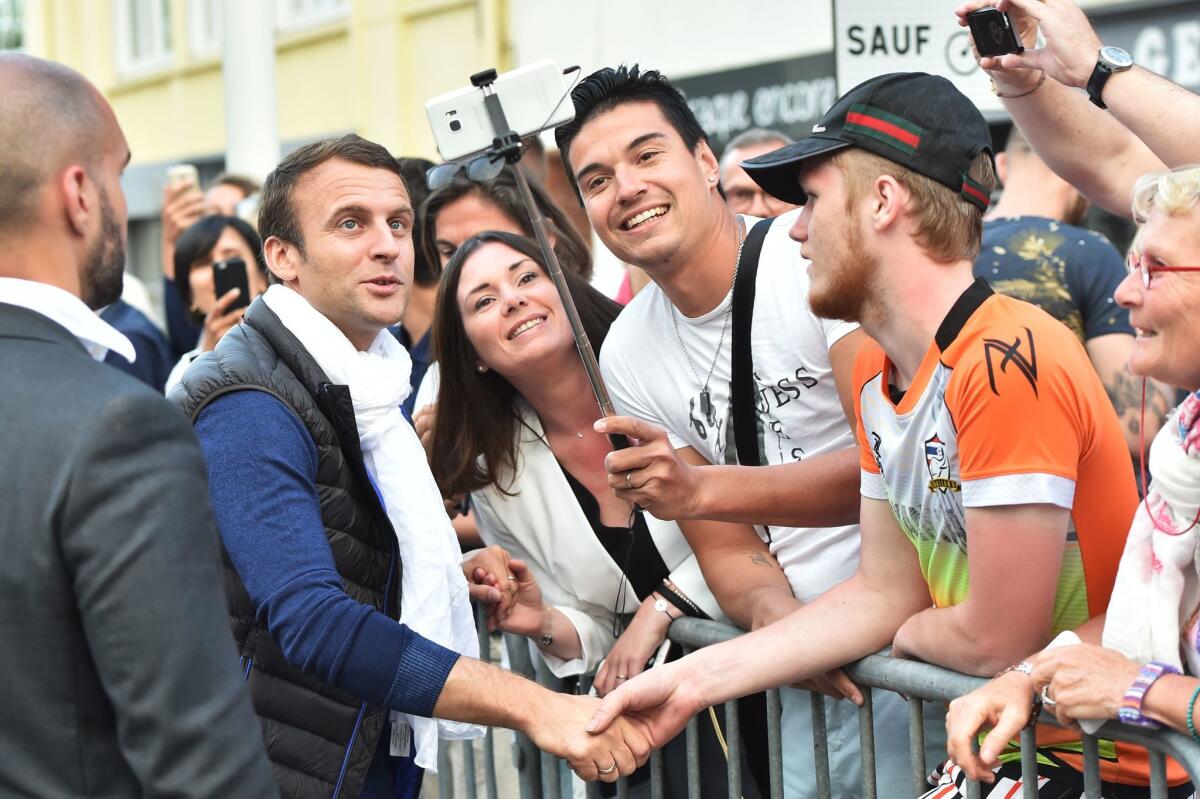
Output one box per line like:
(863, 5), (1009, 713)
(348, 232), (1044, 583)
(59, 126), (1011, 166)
(944, 165), (1200, 794)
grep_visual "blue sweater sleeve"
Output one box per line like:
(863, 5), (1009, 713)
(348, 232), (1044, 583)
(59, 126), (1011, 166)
(195, 389), (459, 716)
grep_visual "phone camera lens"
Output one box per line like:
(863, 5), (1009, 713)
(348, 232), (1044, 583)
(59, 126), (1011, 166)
(449, 120), (462, 132)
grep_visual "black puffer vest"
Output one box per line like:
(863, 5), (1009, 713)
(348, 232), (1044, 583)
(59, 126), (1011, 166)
(171, 300), (402, 799)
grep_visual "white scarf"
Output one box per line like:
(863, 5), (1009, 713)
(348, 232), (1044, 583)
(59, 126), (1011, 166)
(1103, 391), (1200, 674)
(262, 285), (482, 770)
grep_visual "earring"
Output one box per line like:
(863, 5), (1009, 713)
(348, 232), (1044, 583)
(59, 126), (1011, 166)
(477, 364), (488, 374)
(709, 176), (718, 184)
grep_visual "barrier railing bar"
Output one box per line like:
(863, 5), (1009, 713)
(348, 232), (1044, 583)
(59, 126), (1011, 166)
(502, 634), (542, 799)
(909, 698), (928, 796)
(480, 615), (1200, 799)
(669, 619), (1200, 794)
(765, 688), (784, 799)
(858, 688), (877, 799)
(616, 775), (628, 798)
(463, 729), (478, 799)
(725, 699), (742, 799)
(474, 607), (499, 799)
(438, 744), (453, 799)
(1151, 749), (1168, 797)
(1082, 734), (1101, 798)
(810, 692), (831, 798)
(966, 736), (982, 799)
(684, 646), (701, 797)
(1019, 725), (1038, 799)
(650, 749), (664, 799)
(685, 710), (700, 795)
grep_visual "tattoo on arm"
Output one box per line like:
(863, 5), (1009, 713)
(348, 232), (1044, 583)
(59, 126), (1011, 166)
(748, 551), (776, 568)
(1104, 369), (1143, 423)
(1105, 368), (1173, 437)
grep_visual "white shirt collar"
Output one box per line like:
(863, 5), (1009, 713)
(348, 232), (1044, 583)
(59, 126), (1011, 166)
(0, 277), (136, 363)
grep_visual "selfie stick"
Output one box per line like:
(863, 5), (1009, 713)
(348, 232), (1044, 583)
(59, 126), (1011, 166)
(469, 69), (624, 430)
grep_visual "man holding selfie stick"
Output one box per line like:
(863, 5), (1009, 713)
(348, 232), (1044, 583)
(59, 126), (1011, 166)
(955, 0), (1200, 219)
(171, 133), (651, 797)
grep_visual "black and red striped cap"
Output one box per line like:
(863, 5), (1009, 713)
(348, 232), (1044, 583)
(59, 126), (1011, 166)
(741, 72), (994, 211)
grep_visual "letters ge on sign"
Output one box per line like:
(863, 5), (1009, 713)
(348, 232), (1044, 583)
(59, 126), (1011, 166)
(846, 24), (933, 56)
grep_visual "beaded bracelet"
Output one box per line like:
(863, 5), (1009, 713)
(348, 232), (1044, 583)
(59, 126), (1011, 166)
(1119, 661), (1180, 727)
(1187, 683), (1200, 743)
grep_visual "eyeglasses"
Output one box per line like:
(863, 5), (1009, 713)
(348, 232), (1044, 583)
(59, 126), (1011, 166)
(426, 154), (507, 191)
(1126, 253), (1200, 289)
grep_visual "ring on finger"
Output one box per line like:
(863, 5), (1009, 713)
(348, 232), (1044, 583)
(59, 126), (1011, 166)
(1040, 684), (1057, 709)
(624, 471), (633, 489)
(597, 761), (617, 776)
(616, 674), (628, 681)
(507, 574), (518, 582)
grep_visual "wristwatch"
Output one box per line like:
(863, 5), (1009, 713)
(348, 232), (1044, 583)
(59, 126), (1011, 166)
(1086, 46), (1133, 109)
(653, 597), (679, 621)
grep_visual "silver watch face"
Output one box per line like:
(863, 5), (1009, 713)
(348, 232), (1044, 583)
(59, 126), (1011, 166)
(654, 598), (669, 613)
(1100, 46), (1133, 69)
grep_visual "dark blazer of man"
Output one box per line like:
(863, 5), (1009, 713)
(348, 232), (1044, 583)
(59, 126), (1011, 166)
(0, 302), (277, 798)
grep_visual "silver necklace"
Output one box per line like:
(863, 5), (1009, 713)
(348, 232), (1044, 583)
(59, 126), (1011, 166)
(669, 219), (745, 420)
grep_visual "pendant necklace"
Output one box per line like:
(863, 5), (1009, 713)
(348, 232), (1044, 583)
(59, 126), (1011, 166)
(669, 218), (745, 422)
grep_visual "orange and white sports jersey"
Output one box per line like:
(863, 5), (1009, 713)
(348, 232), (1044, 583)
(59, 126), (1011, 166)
(855, 280), (1179, 786)
(854, 279), (1136, 632)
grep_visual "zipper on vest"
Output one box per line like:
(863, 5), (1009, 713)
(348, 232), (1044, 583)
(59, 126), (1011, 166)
(331, 701), (369, 799)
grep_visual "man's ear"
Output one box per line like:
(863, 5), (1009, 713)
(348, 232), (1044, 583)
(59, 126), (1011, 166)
(871, 175), (905, 232)
(994, 153), (1009, 188)
(264, 236), (298, 283)
(60, 165), (90, 237)
(694, 139), (720, 185)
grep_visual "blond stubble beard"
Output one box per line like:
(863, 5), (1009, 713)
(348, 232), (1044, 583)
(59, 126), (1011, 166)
(807, 212), (878, 324)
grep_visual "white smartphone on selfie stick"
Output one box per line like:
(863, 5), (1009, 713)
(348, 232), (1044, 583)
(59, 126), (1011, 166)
(425, 59), (576, 162)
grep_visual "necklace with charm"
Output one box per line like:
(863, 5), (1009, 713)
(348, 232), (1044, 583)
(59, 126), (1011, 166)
(669, 217), (745, 423)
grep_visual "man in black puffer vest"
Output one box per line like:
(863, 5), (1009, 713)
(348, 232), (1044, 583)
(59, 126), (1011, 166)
(170, 134), (651, 799)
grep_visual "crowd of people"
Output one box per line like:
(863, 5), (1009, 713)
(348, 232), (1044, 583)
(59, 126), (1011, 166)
(2, 0), (1200, 797)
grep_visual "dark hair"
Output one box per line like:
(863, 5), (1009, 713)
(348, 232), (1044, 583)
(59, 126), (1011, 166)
(258, 134), (404, 259)
(421, 168), (593, 281)
(173, 215), (266, 310)
(209, 172), (261, 197)
(554, 63), (718, 201)
(396, 156), (438, 286)
(429, 230), (619, 498)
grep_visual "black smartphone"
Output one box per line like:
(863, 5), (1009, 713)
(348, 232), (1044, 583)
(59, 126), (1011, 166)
(966, 8), (1024, 57)
(212, 257), (251, 311)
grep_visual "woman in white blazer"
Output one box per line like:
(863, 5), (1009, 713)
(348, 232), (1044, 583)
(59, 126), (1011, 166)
(424, 230), (770, 798)
(425, 230), (725, 690)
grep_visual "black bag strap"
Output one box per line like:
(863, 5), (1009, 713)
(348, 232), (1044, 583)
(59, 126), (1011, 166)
(731, 218), (774, 468)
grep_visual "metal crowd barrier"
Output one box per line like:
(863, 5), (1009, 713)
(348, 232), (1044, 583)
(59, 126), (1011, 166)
(431, 612), (1200, 799)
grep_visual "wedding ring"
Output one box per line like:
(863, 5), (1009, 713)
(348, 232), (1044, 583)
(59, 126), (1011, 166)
(616, 674), (628, 681)
(624, 471), (633, 488)
(1040, 684), (1057, 708)
(507, 574), (518, 582)
(598, 762), (617, 775)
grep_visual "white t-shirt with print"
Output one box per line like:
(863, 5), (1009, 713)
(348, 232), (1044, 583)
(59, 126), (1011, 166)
(599, 211), (861, 603)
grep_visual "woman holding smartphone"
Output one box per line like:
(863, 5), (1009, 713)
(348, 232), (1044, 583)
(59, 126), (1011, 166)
(427, 231), (766, 798)
(163, 215), (269, 392)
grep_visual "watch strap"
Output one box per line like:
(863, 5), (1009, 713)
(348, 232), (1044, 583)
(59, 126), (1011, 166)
(1087, 59), (1113, 109)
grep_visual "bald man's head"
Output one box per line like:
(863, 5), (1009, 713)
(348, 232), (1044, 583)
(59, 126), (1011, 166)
(0, 54), (120, 236)
(0, 54), (130, 307)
